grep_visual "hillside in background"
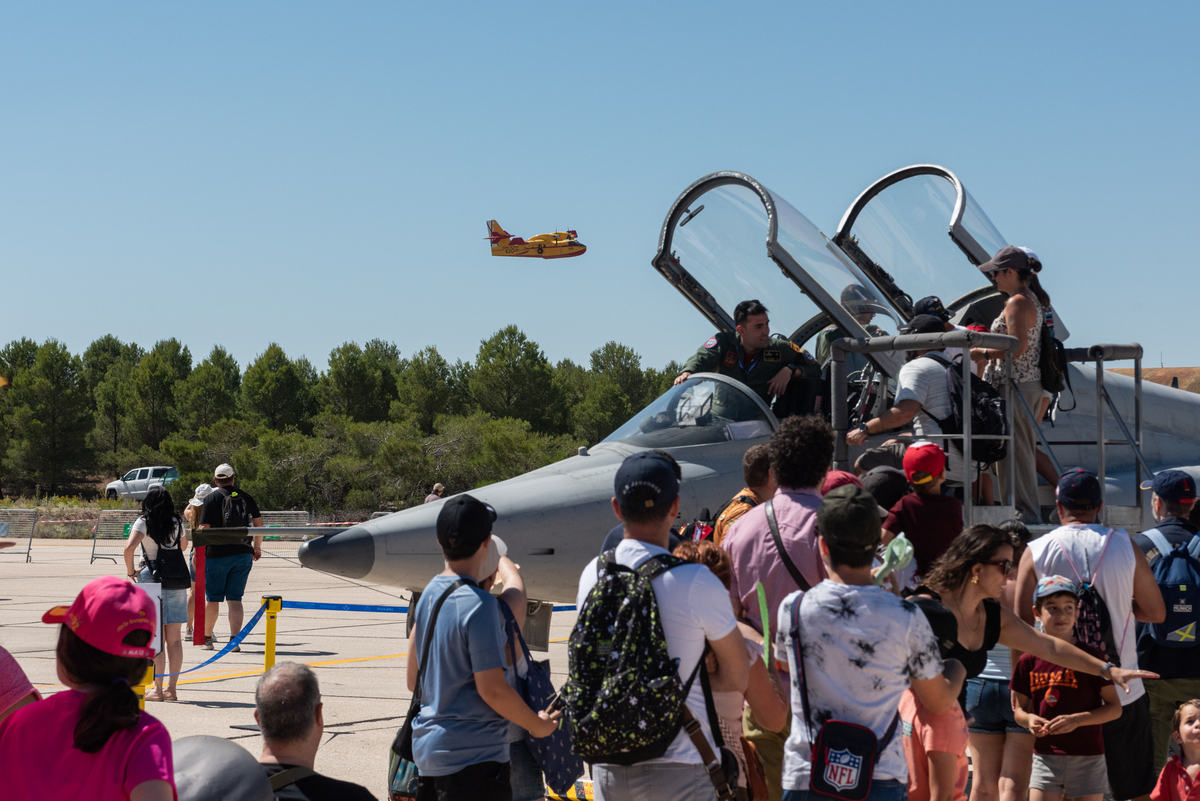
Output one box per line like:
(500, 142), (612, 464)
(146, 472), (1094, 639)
(1110, 367), (1200, 394)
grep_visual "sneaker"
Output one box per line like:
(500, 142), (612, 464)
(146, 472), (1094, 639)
(232, 644), (241, 653)
(204, 636), (215, 651)
(185, 627), (192, 640)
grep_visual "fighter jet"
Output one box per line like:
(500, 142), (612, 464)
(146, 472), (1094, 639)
(485, 220), (586, 259)
(302, 166), (1200, 641)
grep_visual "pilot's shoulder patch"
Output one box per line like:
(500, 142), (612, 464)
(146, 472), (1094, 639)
(763, 350), (781, 362)
(788, 341), (803, 353)
(723, 351), (738, 367)
(704, 336), (719, 349)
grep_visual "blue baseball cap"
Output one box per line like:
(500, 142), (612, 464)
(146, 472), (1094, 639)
(1140, 470), (1197, 505)
(1035, 575), (1079, 601)
(615, 452), (679, 510)
(1056, 468), (1103, 511)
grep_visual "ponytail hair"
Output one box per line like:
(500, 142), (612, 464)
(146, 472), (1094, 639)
(56, 626), (152, 753)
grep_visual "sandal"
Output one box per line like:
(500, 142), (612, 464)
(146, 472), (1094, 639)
(144, 690), (165, 702)
(163, 689), (178, 702)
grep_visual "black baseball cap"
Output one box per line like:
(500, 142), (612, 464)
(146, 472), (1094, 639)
(861, 466), (910, 512)
(1140, 469), (1197, 504)
(902, 314), (947, 336)
(914, 296), (952, 323)
(1056, 468), (1103, 511)
(978, 245), (1031, 276)
(615, 452), (679, 510)
(817, 484), (882, 553)
(436, 494), (497, 552)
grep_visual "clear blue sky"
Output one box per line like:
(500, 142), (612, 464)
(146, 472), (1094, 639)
(3, 3), (1197, 374)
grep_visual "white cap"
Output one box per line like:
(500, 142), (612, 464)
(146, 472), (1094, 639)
(478, 535), (508, 583)
(189, 484), (214, 507)
(214, 463), (235, 479)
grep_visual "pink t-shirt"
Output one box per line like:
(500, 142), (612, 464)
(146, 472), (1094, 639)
(899, 690), (969, 801)
(0, 689), (175, 801)
(723, 487), (827, 642)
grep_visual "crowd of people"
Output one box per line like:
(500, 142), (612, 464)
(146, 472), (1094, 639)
(4, 245), (1200, 801)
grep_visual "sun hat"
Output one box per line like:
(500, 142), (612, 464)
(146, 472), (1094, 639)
(189, 484), (214, 507)
(42, 575), (157, 658)
(478, 535), (508, 582)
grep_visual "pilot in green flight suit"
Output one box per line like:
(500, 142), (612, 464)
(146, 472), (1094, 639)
(675, 299), (818, 416)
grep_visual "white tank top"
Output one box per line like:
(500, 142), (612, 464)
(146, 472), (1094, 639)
(1028, 524), (1143, 704)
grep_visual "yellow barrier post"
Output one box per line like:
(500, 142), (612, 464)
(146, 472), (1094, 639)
(134, 665), (154, 710)
(262, 595), (283, 671)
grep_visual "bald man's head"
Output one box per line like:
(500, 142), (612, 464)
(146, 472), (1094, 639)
(255, 662), (321, 743)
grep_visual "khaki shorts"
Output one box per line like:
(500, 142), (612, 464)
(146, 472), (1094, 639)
(1030, 753), (1108, 798)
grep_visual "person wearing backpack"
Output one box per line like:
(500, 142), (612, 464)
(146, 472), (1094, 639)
(123, 485), (191, 701)
(847, 314), (974, 495)
(196, 463), (264, 651)
(569, 451), (749, 801)
(774, 484), (967, 801)
(1133, 470), (1200, 775)
(1016, 469), (1166, 801)
(712, 444), (775, 548)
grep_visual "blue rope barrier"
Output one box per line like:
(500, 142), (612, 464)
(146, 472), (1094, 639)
(155, 602), (267, 678)
(281, 600), (408, 614)
(552, 605), (575, 611)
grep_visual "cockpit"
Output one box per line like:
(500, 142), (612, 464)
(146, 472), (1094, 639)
(603, 373), (776, 448)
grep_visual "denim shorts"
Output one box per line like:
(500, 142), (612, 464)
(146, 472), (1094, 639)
(204, 552), (253, 602)
(509, 740), (543, 801)
(136, 570), (189, 625)
(966, 677), (1028, 735)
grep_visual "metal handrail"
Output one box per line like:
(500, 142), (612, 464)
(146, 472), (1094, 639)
(831, 330), (1020, 527)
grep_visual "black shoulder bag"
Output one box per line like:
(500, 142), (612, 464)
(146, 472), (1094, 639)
(791, 593), (900, 801)
(766, 499), (811, 592)
(141, 521), (192, 590)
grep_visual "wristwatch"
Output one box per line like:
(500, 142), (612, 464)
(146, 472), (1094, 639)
(1101, 661), (1117, 680)
(858, 422), (870, 435)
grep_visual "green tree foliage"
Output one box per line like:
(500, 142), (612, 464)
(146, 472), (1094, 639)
(394, 346), (453, 433)
(127, 350), (182, 449)
(241, 343), (317, 432)
(590, 342), (650, 409)
(92, 359), (135, 477)
(5, 340), (93, 494)
(469, 325), (558, 431)
(82, 335), (143, 407)
(318, 339), (401, 423)
(570, 375), (633, 444)
(175, 361), (237, 436)
(206, 345), (242, 394)
(0, 338), (39, 383)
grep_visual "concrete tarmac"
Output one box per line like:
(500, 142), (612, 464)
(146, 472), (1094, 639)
(0, 538), (577, 800)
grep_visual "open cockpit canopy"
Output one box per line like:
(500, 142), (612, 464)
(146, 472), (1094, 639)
(652, 172), (904, 376)
(603, 373), (777, 449)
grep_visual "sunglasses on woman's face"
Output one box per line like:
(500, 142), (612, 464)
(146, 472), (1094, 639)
(983, 558), (1015, 574)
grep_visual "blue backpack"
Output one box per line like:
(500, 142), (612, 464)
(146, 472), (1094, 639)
(1142, 528), (1200, 648)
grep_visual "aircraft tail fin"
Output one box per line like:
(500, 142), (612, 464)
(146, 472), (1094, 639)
(486, 220), (511, 246)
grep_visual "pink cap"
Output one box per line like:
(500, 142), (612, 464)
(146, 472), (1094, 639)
(821, 470), (863, 495)
(42, 576), (157, 659)
(0, 646), (40, 713)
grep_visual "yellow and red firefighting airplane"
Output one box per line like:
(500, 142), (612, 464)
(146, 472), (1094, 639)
(485, 220), (587, 259)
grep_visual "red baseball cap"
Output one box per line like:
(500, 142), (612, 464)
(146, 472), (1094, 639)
(42, 576), (157, 658)
(903, 442), (946, 485)
(821, 470), (863, 495)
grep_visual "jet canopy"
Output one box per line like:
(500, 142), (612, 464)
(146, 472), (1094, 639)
(603, 373), (777, 448)
(652, 172), (905, 376)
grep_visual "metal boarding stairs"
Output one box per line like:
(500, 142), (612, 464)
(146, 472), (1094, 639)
(828, 332), (1151, 533)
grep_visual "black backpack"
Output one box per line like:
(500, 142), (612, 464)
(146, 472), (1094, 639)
(1039, 325), (1068, 394)
(219, 487), (252, 528)
(141, 520), (191, 590)
(921, 353), (1008, 466)
(1055, 530), (1122, 664)
(562, 550), (702, 765)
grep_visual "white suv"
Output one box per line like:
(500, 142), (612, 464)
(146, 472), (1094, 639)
(105, 466), (179, 500)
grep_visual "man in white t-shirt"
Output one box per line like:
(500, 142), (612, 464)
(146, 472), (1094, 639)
(775, 484), (965, 801)
(575, 451), (749, 801)
(846, 315), (964, 486)
(1015, 468), (1165, 801)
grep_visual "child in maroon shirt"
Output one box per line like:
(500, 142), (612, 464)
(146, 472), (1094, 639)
(1011, 576), (1121, 801)
(882, 442), (962, 578)
(1152, 700), (1200, 801)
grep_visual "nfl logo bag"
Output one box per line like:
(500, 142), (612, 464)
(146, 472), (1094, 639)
(791, 595), (900, 801)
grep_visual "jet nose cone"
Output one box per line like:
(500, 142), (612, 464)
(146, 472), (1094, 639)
(297, 525), (375, 579)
